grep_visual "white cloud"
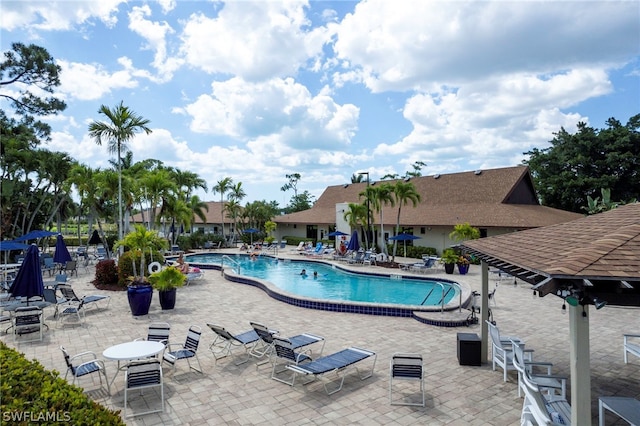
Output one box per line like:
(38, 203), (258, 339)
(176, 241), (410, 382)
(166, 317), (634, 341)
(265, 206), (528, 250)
(0, 0), (123, 31)
(333, 1), (639, 92)
(128, 5), (182, 82)
(178, 76), (359, 150)
(180, 1), (332, 81)
(57, 59), (138, 101)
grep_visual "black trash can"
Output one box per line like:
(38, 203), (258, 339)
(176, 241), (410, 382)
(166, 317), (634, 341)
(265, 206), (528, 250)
(457, 332), (481, 366)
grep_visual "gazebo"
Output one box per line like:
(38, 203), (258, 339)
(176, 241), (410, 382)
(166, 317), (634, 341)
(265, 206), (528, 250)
(460, 202), (640, 425)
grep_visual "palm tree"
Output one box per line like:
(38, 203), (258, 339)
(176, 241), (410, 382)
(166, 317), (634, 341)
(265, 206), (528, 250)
(390, 181), (421, 262)
(360, 183), (395, 255)
(88, 101), (152, 243)
(343, 202), (367, 247)
(213, 177), (233, 241)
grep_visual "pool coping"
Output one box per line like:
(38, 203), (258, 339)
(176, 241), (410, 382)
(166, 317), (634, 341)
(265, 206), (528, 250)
(185, 253), (474, 325)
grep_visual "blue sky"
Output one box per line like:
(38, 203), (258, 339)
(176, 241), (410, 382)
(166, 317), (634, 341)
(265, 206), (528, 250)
(1, 0), (638, 206)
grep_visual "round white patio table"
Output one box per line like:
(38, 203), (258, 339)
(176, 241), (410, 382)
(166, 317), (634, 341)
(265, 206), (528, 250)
(103, 341), (165, 386)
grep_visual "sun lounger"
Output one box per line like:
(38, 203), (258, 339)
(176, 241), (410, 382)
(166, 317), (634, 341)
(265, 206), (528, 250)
(286, 347), (377, 394)
(207, 323), (260, 365)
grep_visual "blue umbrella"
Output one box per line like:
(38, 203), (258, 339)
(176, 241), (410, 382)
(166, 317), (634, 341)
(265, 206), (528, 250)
(14, 230), (57, 241)
(54, 234), (72, 264)
(388, 233), (421, 255)
(328, 230), (348, 237)
(88, 229), (102, 245)
(244, 228), (259, 244)
(0, 241), (29, 251)
(346, 231), (360, 252)
(9, 244), (44, 303)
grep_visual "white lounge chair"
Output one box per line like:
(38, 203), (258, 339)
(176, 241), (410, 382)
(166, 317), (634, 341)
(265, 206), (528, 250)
(623, 333), (640, 363)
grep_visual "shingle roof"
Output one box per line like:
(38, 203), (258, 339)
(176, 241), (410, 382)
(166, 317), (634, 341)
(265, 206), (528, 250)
(461, 203), (640, 306)
(462, 202), (640, 279)
(276, 166), (582, 228)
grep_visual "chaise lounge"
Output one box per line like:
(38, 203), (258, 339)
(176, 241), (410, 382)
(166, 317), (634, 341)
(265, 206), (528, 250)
(286, 346), (377, 394)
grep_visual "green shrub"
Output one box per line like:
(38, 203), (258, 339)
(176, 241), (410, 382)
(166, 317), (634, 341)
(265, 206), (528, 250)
(0, 342), (124, 425)
(94, 259), (119, 287)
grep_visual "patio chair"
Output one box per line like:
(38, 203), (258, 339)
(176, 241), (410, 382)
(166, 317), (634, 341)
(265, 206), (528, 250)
(42, 257), (56, 277)
(207, 323), (260, 365)
(520, 368), (571, 425)
(249, 321), (325, 364)
(623, 333), (640, 363)
(286, 347), (377, 395)
(348, 251), (365, 265)
(270, 336), (314, 385)
(487, 321), (532, 382)
(58, 298), (85, 326)
(362, 251), (376, 266)
(389, 353), (425, 407)
(62, 260), (78, 277)
(137, 322), (171, 346)
(162, 325), (203, 381)
(13, 306), (43, 342)
(60, 346), (110, 395)
(135, 322), (171, 358)
(512, 340), (566, 400)
(57, 284), (110, 312)
(42, 287), (65, 318)
(124, 359), (164, 418)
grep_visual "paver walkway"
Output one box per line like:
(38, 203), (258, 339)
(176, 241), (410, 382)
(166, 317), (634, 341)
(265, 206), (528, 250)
(3, 249), (639, 425)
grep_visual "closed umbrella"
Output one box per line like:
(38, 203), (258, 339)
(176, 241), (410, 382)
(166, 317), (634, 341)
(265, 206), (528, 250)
(388, 233), (421, 256)
(88, 229), (102, 245)
(347, 231), (360, 252)
(9, 244), (44, 304)
(54, 234), (72, 264)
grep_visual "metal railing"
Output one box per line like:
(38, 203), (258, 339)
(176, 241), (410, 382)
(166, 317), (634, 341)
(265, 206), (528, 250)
(221, 255), (241, 275)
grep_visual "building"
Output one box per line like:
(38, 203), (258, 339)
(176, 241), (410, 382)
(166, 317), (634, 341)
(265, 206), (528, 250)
(272, 165), (583, 253)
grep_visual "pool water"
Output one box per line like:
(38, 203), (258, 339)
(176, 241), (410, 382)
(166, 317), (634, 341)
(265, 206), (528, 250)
(185, 253), (457, 307)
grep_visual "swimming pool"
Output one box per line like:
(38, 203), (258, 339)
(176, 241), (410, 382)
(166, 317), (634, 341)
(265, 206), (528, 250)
(184, 253), (461, 316)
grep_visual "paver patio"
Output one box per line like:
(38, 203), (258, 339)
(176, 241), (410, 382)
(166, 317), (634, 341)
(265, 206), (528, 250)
(2, 250), (639, 425)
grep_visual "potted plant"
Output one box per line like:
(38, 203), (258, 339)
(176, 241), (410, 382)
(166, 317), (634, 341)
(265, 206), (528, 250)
(148, 266), (187, 310)
(115, 225), (168, 316)
(457, 255), (470, 275)
(441, 249), (459, 274)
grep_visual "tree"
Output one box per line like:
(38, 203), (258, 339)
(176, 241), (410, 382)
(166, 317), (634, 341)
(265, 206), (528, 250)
(286, 190), (315, 213)
(524, 115), (640, 213)
(351, 174), (366, 183)
(88, 101), (152, 242)
(449, 222), (480, 242)
(0, 42), (66, 141)
(343, 203), (367, 247)
(405, 161), (427, 178)
(213, 177), (233, 241)
(390, 181), (421, 261)
(360, 183), (395, 254)
(281, 173), (301, 196)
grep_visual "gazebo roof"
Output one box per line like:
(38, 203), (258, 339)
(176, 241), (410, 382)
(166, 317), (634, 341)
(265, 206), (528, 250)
(461, 203), (640, 307)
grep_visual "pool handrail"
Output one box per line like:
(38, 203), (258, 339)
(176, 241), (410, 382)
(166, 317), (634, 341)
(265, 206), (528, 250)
(421, 281), (462, 314)
(221, 255), (241, 275)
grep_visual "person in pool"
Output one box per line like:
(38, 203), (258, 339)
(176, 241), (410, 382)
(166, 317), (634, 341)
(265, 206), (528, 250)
(313, 271), (318, 279)
(300, 269), (307, 276)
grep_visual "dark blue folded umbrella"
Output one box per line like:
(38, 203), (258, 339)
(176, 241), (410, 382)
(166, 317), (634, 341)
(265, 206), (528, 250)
(9, 244), (44, 303)
(54, 234), (72, 264)
(347, 231), (360, 252)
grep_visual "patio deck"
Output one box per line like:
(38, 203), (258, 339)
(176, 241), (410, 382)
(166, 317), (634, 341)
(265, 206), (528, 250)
(2, 249), (638, 425)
